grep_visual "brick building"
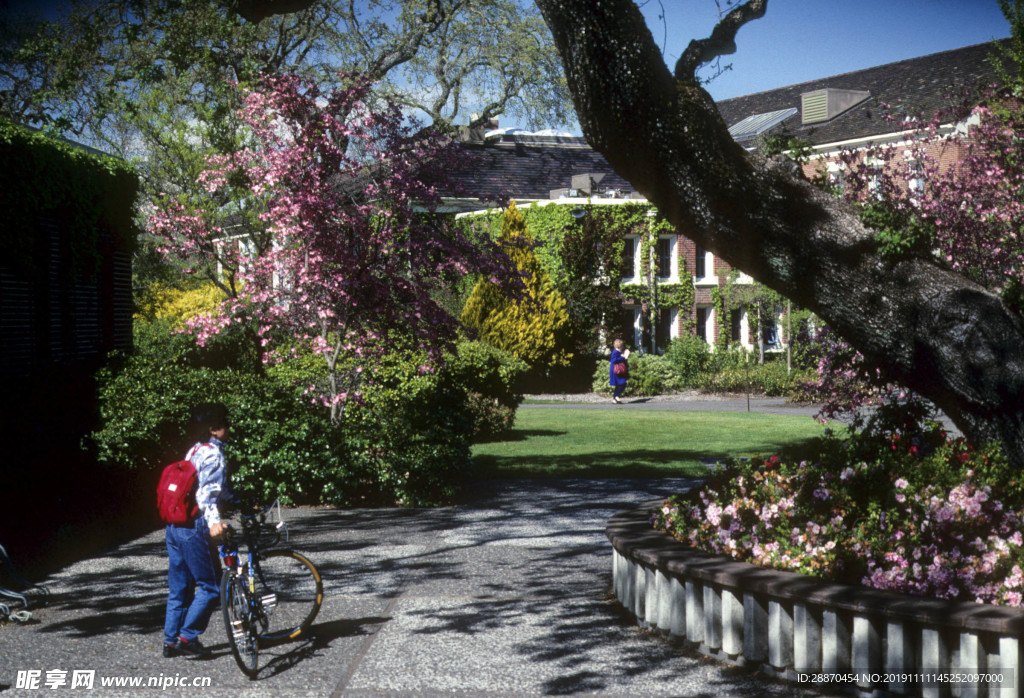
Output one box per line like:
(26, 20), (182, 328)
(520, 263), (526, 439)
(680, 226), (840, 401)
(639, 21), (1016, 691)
(446, 40), (1003, 354)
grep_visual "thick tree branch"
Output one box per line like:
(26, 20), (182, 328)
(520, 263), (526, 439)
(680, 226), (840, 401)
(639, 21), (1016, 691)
(675, 0), (766, 81)
(227, 0), (318, 23)
(536, 0), (1024, 465)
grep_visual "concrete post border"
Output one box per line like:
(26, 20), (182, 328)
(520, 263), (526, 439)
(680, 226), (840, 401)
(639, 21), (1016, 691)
(607, 501), (1024, 698)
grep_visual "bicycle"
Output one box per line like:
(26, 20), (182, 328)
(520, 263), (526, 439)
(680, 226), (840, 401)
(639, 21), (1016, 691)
(219, 500), (323, 678)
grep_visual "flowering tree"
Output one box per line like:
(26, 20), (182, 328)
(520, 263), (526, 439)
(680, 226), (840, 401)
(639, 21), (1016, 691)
(802, 87), (1024, 423)
(148, 73), (511, 421)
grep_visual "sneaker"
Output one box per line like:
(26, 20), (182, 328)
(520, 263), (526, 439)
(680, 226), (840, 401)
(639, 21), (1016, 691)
(175, 637), (211, 658)
(162, 643), (179, 658)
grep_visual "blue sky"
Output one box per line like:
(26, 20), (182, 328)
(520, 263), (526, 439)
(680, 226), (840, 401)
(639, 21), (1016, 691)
(1, 0), (1011, 127)
(639, 0), (1011, 101)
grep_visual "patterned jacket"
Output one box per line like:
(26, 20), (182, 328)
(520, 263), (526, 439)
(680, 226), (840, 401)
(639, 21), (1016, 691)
(185, 439), (232, 528)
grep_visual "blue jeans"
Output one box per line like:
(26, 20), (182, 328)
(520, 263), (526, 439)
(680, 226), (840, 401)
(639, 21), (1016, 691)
(164, 521), (219, 645)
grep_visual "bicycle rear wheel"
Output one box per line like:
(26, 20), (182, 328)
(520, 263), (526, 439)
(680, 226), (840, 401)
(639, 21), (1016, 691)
(254, 549), (323, 642)
(221, 571), (259, 677)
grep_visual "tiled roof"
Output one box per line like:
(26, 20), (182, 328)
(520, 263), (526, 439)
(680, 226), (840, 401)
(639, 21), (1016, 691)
(442, 41), (1006, 202)
(716, 40), (1005, 147)
(445, 134), (636, 203)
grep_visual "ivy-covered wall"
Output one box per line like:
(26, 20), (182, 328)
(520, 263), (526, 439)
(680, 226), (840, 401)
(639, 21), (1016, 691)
(0, 120), (138, 371)
(0, 120), (140, 572)
(458, 199), (797, 358)
(459, 201), (697, 353)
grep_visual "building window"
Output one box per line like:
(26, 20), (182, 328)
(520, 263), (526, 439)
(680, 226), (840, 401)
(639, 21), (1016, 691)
(622, 236), (637, 280)
(730, 308), (743, 344)
(655, 308), (677, 351)
(696, 305), (713, 344)
(694, 245), (714, 280)
(908, 159), (926, 198)
(619, 306), (639, 347)
(827, 162), (845, 194)
(762, 312), (781, 348)
(656, 237), (673, 278)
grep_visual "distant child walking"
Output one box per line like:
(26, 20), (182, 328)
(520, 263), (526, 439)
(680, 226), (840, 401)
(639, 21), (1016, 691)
(609, 339), (630, 404)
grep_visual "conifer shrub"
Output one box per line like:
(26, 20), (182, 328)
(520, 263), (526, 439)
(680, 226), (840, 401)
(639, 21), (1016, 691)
(461, 201), (575, 369)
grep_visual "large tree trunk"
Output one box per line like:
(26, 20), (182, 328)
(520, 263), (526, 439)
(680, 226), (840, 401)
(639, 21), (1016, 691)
(535, 0), (1024, 466)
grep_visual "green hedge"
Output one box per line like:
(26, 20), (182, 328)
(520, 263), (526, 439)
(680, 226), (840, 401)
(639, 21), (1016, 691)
(446, 340), (528, 439)
(0, 119), (138, 275)
(591, 353), (681, 396)
(89, 330), (530, 507)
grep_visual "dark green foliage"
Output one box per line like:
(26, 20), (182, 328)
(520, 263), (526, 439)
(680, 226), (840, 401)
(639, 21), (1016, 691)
(132, 317), (262, 373)
(333, 350), (475, 507)
(861, 203), (934, 260)
(445, 340), (528, 439)
(89, 352), (335, 505)
(0, 119), (138, 276)
(89, 324), (494, 507)
(663, 333), (712, 388)
(556, 208), (634, 352)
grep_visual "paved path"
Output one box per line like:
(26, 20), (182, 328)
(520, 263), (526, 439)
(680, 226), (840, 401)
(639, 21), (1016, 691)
(0, 479), (840, 697)
(522, 394), (823, 418)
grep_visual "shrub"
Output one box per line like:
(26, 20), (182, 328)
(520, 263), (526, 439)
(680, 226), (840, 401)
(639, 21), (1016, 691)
(446, 341), (527, 407)
(663, 334), (711, 388)
(335, 349), (474, 506)
(591, 353), (681, 396)
(91, 336), (478, 508)
(132, 317), (261, 372)
(463, 392), (517, 440)
(89, 354), (334, 505)
(461, 201), (575, 369)
(135, 281), (223, 327)
(699, 358), (811, 397)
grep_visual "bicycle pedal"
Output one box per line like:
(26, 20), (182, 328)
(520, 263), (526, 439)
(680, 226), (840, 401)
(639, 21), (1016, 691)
(261, 593), (277, 609)
(230, 620), (245, 639)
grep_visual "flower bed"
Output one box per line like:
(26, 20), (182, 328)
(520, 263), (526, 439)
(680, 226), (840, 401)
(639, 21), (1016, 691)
(650, 412), (1024, 607)
(608, 502), (1024, 697)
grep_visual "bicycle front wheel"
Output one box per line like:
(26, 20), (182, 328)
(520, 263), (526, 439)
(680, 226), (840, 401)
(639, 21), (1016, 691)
(255, 549), (323, 642)
(221, 571), (259, 677)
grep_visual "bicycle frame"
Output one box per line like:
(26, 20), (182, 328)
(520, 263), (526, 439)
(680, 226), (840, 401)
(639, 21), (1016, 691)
(219, 500), (321, 677)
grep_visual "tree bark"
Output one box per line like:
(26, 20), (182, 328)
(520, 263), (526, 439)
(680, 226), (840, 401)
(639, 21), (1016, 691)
(535, 0), (1024, 465)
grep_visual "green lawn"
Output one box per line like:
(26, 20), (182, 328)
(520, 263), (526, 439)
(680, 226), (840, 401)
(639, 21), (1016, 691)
(471, 408), (828, 478)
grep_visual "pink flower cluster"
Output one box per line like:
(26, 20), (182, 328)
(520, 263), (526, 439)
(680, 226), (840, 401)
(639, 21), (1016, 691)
(652, 437), (1024, 606)
(859, 475), (1024, 605)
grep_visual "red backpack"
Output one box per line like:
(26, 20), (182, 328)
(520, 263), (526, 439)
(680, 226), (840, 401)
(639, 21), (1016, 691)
(156, 459), (198, 525)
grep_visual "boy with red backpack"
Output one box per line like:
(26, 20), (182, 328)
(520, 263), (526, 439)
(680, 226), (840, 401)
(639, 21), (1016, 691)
(161, 402), (236, 658)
